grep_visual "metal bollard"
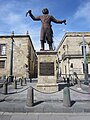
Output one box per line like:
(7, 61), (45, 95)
(77, 79), (81, 90)
(67, 77), (70, 84)
(89, 83), (90, 93)
(24, 78), (27, 85)
(20, 78), (23, 86)
(70, 77), (74, 86)
(63, 87), (71, 107)
(26, 87), (34, 107)
(14, 79), (17, 89)
(3, 83), (8, 95)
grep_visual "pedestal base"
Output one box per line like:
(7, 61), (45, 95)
(37, 51), (58, 93)
(37, 83), (58, 93)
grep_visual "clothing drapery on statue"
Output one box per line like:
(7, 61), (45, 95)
(26, 8), (66, 50)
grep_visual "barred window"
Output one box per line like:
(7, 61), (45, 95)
(0, 44), (6, 56)
(0, 60), (5, 68)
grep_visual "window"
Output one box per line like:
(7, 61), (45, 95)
(0, 60), (5, 68)
(0, 44), (6, 56)
(70, 63), (73, 68)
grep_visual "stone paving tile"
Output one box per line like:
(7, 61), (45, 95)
(38, 113), (54, 120)
(9, 113), (28, 120)
(0, 115), (12, 120)
(25, 113), (39, 120)
(0, 113), (4, 115)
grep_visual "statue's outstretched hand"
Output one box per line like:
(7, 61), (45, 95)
(26, 10), (32, 17)
(63, 19), (66, 25)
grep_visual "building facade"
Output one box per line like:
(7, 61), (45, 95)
(0, 33), (37, 79)
(57, 32), (90, 80)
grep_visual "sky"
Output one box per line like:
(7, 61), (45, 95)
(0, 0), (90, 51)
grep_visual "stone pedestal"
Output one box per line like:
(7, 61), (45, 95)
(37, 51), (58, 92)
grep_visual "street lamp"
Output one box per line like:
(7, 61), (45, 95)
(9, 32), (14, 82)
(88, 42), (90, 49)
(82, 35), (88, 84)
(57, 53), (61, 80)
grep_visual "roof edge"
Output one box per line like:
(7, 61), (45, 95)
(56, 32), (90, 51)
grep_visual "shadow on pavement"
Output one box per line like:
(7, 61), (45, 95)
(33, 100), (44, 106)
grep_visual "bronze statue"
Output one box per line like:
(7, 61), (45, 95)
(26, 8), (66, 51)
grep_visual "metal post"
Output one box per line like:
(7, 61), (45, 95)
(82, 35), (88, 84)
(14, 78), (17, 89)
(9, 33), (14, 82)
(57, 54), (61, 80)
(20, 78), (23, 86)
(3, 82), (8, 94)
(24, 78), (27, 84)
(77, 79), (81, 90)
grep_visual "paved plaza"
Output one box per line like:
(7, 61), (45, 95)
(1, 112), (90, 120)
(0, 80), (90, 119)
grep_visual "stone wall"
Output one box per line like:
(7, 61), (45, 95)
(0, 35), (37, 79)
(57, 32), (90, 80)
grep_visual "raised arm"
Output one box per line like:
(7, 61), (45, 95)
(26, 10), (40, 21)
(51, 16), (66, 25)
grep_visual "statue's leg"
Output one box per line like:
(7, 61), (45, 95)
(40, 40), (44, 50)
(46, 30), (53, 50)
(49, 42), (53, 50)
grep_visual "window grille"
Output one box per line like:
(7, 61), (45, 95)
(0, 60), (5, 68)
(0, 44), (6, 56)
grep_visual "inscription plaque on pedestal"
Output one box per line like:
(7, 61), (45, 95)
(40, 62), (54, 76)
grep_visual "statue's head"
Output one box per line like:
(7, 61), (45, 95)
(42, 8), (49, 14)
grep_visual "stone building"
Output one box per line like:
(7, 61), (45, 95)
(0, 33), (37, 79)
(57, 32), (90, 80)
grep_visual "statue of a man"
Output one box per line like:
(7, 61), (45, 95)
(26, 8), (66, 51)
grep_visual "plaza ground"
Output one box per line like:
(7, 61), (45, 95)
(0, 79), (90, 119)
